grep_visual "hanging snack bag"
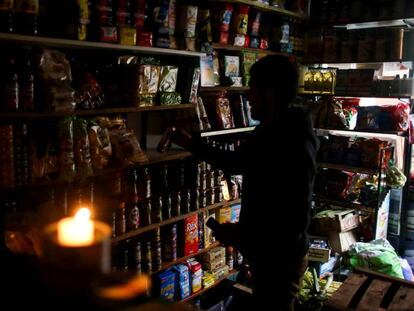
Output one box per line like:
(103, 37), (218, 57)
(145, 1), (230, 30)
(88, 119), (112, 171)
(218, 3), (233, 32)
(215, 92), (234, 129)
(159, 66), (178, 92)
(233, 5), (249, 35)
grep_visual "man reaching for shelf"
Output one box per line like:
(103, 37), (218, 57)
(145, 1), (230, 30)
(172, 55), (318, 310)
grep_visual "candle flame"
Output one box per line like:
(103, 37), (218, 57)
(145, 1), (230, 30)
(75, 208), (91, 221)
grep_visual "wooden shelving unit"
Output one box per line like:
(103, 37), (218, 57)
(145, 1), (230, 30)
(0, 33), (205, 57)
(155, 242), (221, 273)
(211, 0), (307, 19)
(112, 199), (241, 244)
(199, 86), (249, 93)
(317, 162), (378, 175)
(1, 149), (192, 193)
(211, 43), (295, 57)
(0, 104), (196, 119)
(200, 127), (256, 137)
(182, 270), (238, 302)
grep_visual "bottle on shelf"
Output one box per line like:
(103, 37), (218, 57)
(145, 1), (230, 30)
(151, 194), (163, 224)
(114, 201), (126, 236)
(0, 0), (15, 32)
(140, 198), (152, 226)
(162, 192), (172, 220)
(14, 0), (40, 35)
(171, 190), (181, 217)
(2, 56), (19, 112)
(19, 58), (35, 111)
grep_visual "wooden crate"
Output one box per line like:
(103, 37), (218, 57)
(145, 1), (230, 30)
(314, 210), (360, 234)
(324, 268), (414, 310)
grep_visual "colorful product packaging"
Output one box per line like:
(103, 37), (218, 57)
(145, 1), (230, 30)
(184, 214), (199, 256)
(187, 259), (203, 293)
(231, 204), (241, 223)
(224, 56), (240, 77)
(173, 264), (191, 300)
(157, 269), (175, 302)
(216, 206), (232, 224)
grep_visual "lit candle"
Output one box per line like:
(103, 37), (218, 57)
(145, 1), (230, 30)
(57, 208), (95, 247)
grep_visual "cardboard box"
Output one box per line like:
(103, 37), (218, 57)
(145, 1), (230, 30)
(212, 264), (230, 280)
(183, 214), (199, 256)
(328, 229), (359, 253)
(313, 209), (359, 234)
(201, 246), (225, 263)
(156, 269), (175, 302)
(231, 204), (241, 223)
(216, 207), (232, 224)
(308, 247), (331, 263)
(308, 237), (331, 263)
(202, 257), (226, 271)
(173, 264), (190, 300)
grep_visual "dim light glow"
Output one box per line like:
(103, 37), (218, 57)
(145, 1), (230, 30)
(57, 208), (94, 247)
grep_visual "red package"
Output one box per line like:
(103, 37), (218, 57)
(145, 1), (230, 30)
(260, 38), (268, 49)
(326, 170), (354, 200)
(219, 31), (229, 45)
(184, 214), (199, 256)
(137, 31), (153, 46)
(100, 26), (118, 42)
(380, 102), (410, 131)
(244, 35), (250, 48)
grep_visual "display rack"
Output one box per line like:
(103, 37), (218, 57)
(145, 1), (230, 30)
(211, 0), (308, 19)
(112, 199), (241, 244)
(315, 146), (393, 239)
(0, 33), (206, 57)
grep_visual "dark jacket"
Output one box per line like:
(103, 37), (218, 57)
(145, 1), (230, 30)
(191, 107), (318, 293)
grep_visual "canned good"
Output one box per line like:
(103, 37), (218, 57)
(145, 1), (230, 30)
(180, 189), (190, 214)
(162, 193), (172, 219)
(171, 191), (181, 217)
(199, 190), (207, 208)
(206, 189), (214, 206)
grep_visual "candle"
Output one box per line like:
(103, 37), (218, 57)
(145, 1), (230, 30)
(57, 208), (95, 247)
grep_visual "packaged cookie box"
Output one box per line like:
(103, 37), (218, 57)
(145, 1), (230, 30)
(216, 206), (232, 224)
(212, 264), (230, 280)
(200, 246), (225, 263)
(155, 269), (175, 302)
(178, 214), (199, 256)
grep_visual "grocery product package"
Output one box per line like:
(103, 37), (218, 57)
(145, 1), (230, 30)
(36, 49), (75, 113)
(348, 239), (404, 279)
(108, 118), (148, 165)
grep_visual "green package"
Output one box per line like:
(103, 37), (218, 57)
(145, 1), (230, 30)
(159, 92), (182, 105)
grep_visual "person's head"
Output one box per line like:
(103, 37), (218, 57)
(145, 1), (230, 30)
(248, 55), (298, 123)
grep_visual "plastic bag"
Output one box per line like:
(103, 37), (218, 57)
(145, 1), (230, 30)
(37, 49), (75, 113)
(109, 119), (148, 165)
(348, 239), (404, 279)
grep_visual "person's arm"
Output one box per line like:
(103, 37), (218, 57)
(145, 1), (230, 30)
(189, 136), (245, 175)
(171, 129), (245, 174)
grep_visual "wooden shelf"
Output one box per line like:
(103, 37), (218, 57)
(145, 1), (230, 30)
(0, 104), (196, 119)
(0, 33), (205, 57)
(314, 196), (372, 210)
(1, 149), (192, 194)
(200, 127), (256, 137)
(315, 128), (406, 137)
(317, 162), (378, 175)
(199, 86), (250, 93)
(299, 93), (412, 99)
(155, 242), (221, 273)
(182, 270), (238, 302)
(302, 60), (411, 66)
(211, 43), (297, 58)
(112, 199), (241, 244)
(212, 0), (307, 19)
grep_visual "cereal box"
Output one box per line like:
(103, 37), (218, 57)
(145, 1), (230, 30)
(173, 264), (190, 300)
(184, 214), (199, 256)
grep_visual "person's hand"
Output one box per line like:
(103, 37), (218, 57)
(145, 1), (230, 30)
(170, 128), (193, 150)
(213, 223), (237, 247)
